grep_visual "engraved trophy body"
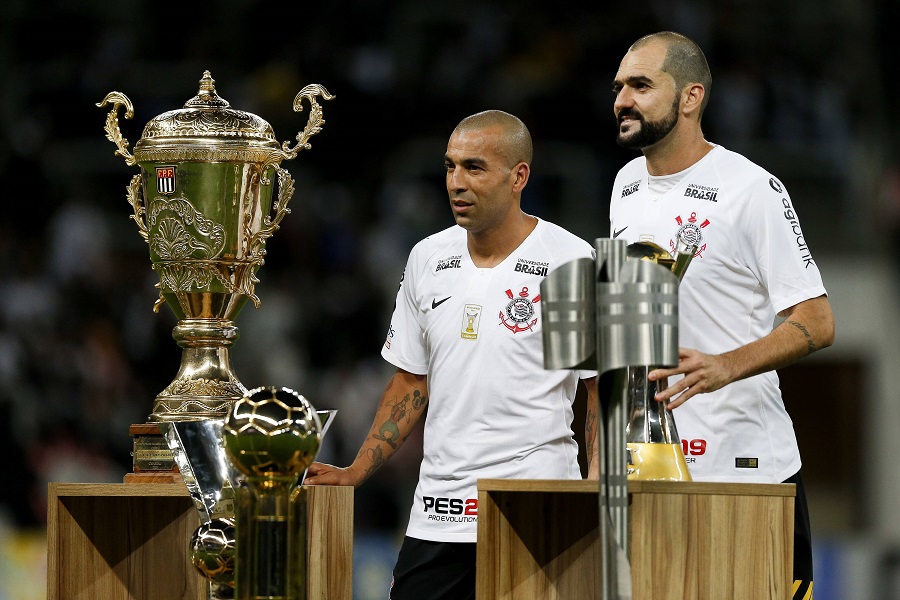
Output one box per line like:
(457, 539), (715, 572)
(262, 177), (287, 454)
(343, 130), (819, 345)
(98, 71), (333, 423)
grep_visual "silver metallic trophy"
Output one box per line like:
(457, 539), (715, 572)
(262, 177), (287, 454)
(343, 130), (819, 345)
(541, 236), (694, 600)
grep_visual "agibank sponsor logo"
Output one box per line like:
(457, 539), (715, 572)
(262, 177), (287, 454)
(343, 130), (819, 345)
(423, 496), (478, 523)
(770, 177), (815, 268)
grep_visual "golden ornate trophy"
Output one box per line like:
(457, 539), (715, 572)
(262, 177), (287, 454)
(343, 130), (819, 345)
(98, 72), (335, 600)
(98, 71), (333, 424)
(223, 387), (323, 600)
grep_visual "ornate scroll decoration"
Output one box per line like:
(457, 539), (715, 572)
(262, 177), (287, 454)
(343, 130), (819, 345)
(147, 196), (228, 300)
(161, 377), (246, 399)
(97, 92), (137, 166)
(259, 84), (335, 183)
(126, 174), (149, 243)
(230, 166), (297, 308)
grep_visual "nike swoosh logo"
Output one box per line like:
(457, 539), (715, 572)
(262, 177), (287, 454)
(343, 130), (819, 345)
(432, 296), (452, 309)
(613, 226), (628, 239)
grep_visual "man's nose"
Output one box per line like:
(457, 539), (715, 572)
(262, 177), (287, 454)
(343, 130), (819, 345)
(614, 88), (633, 113)
(447, 168), (466, 192)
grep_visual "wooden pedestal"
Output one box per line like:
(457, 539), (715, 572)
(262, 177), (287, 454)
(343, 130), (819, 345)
(476, 479), (795, 600)
(47, 482), (353, 599)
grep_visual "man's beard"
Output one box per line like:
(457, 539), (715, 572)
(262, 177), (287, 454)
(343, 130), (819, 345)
(616, 96), (680, 150)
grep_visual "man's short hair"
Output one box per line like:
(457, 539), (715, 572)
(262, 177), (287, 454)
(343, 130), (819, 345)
(454, 110), (533, 167)
(632, 31), (712, 117)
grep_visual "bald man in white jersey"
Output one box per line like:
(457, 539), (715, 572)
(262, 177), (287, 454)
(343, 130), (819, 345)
(306, 110), (599, 600)
(610, 31), (835, 599)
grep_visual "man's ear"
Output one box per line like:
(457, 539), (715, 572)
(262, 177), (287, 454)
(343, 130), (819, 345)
(512, 162), (530, 193)
(682, 83), (705, 118)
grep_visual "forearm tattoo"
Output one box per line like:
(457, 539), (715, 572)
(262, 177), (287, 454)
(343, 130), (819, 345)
(786, 319), (817, 353)
(585, 409), (598, 455)
(372, 389), (427, 449)
(364, 446), (385, 477)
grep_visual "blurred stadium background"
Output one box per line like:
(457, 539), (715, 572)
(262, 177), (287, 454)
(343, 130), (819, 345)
(1, 1), (898, 598)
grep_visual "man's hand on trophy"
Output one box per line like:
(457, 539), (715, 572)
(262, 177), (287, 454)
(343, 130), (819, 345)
(304, 462), (367, 487)
(647, 348), (735, 409)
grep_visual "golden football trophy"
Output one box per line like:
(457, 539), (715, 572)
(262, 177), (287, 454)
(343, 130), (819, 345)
(223, 387), (323, 600)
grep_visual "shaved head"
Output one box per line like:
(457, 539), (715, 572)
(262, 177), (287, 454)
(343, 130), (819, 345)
(631, 31), (712, 117)
(453, 110), (533, 168)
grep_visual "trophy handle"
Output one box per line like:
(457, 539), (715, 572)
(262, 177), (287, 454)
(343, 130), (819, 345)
(97, 92), (137, 166)
(125, 172), (168, 312)
(257, 84), (334, 185)
(281, 84), (335, 160)
(126, 174), (149, 243)
(247, 166), (294, 267)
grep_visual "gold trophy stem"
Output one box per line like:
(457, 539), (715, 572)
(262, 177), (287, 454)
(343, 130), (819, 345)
(236, 484), (308, 600)
(151, 319), (248, 422)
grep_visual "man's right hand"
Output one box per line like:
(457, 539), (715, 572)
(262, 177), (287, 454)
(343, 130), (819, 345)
(303, 462), (366, 487)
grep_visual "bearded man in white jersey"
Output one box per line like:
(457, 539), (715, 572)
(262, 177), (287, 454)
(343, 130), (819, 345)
(305, 110), (599, 600)
(609, 31), (835, 599)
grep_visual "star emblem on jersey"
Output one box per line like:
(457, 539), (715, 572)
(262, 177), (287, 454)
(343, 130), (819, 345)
(499, 287), (540, 333)
(671, 212), (709, 257)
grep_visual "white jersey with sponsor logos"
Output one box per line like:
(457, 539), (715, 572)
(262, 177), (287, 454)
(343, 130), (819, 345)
(609, 145), (827, 483)
(382, 218), (594, 542)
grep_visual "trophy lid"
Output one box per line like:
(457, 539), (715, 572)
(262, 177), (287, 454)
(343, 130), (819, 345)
(133, 71), (281, 163)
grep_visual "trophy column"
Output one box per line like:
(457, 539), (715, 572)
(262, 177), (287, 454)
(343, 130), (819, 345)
(154, 319), (247, 420)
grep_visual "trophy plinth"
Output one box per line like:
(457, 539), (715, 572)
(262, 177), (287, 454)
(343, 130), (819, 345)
(98, 71), (333, 429)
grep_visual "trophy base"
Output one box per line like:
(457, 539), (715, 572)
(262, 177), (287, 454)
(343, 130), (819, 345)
(127, 423), (181, 484)
(123, 472), (182, 484)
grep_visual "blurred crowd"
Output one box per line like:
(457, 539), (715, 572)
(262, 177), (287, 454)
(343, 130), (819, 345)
(0, 0), (894, 543)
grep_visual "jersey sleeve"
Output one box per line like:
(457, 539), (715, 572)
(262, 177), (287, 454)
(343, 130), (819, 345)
(380, 246), (429, 375)
(739, 175), (827, 314)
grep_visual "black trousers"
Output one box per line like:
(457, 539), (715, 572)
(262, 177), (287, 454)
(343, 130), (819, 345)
(390, 536), (477, 600)
(784, 470), (814, 600)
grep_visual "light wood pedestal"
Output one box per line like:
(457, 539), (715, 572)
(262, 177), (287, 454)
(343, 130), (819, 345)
(477, 479), (795, 600)
(47, 482), (353, 599)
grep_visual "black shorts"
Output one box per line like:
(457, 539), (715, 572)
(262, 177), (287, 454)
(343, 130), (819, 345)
(390, 536), (477, 600)
(783, 470), (814, 600)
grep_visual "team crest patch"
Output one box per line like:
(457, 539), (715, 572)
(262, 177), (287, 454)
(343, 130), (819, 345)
(156, 166), (176, 194)
(671, 212), (710, 257)
(461, 304), (482, 340)
(499, 287), (540, 333)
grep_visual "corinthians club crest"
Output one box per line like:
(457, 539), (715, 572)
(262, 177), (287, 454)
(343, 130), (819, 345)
(500, 287), (540, 333)
(671, 212), (710, 257)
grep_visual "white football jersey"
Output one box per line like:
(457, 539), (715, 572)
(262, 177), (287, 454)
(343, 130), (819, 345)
(382, 218), (594, 542)
(610, 146), (827, 483)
